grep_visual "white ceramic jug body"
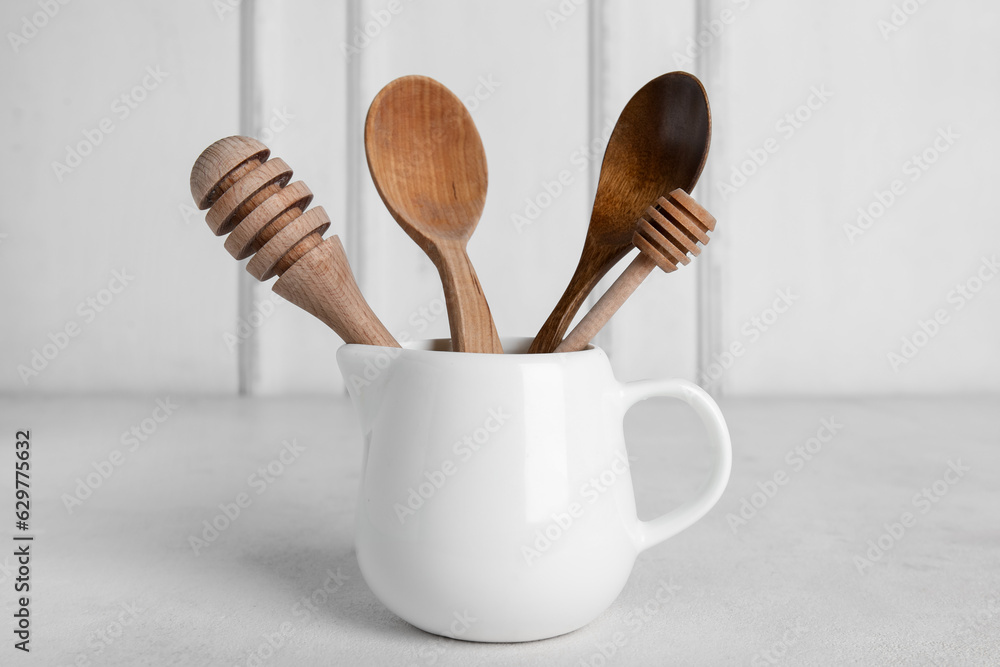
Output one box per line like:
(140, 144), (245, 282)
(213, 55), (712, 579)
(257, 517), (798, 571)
(337, 337), (731, 642)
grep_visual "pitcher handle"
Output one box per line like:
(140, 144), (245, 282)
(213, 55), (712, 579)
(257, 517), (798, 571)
(619, 379), (732, 552)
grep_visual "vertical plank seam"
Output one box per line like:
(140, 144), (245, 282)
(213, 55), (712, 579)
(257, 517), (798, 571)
(588, 0), (612, 354)
(344, 0), (363, 397)
(695, 0), (723, 395)
(237, 0), (261, 396)
(345, 0), (363, 288)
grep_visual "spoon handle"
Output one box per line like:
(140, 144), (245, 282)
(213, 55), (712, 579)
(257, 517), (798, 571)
(555, 254), (655, 353)
(435, 243), (503, 354)
(528, 243), (629, 354)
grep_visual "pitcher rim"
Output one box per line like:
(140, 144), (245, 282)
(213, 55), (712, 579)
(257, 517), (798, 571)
(337, 336), (603, 360)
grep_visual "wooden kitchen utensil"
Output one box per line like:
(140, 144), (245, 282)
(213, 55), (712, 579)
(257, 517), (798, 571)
(365, 75), (503, 354)
(555, 189), (715, 353)
(190, 135), (399, 348)
(529, 72), (711, 353)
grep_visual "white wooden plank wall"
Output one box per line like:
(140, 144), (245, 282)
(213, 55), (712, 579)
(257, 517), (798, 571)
(0, 0), (240, 393)
(701, 0), (1000, 395)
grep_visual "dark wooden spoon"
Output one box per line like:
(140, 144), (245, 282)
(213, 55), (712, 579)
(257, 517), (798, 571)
(529, 72), (711, 353)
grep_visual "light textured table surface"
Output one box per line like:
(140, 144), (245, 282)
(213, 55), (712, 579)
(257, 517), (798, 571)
(1, 395), (997, 666)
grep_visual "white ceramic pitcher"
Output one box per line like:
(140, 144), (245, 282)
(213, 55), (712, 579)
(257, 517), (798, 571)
(337, 337), (731, 643)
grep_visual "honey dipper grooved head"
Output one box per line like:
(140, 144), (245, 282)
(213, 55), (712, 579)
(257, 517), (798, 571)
(633, 189), (716, 273)
(189, 136), (331, 280)
(190, 136), (269, 210)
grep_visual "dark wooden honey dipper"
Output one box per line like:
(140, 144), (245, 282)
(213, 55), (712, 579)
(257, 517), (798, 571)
(555, 189), (716, 353)
(190, 136), (399, 347)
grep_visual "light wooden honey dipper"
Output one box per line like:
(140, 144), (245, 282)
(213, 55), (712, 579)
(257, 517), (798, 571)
(190, 136), (398, 347)
(555, 189), (716, 353)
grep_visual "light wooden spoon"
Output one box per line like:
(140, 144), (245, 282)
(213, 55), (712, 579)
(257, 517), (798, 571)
(529, 72), (711, 353)
(365, 75), (503, 354)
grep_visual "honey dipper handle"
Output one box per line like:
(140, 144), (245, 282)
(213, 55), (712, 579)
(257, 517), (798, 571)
(273, 237), (400, 347)
(528, 242), (627, 354)
(555, 253), (656, 353)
